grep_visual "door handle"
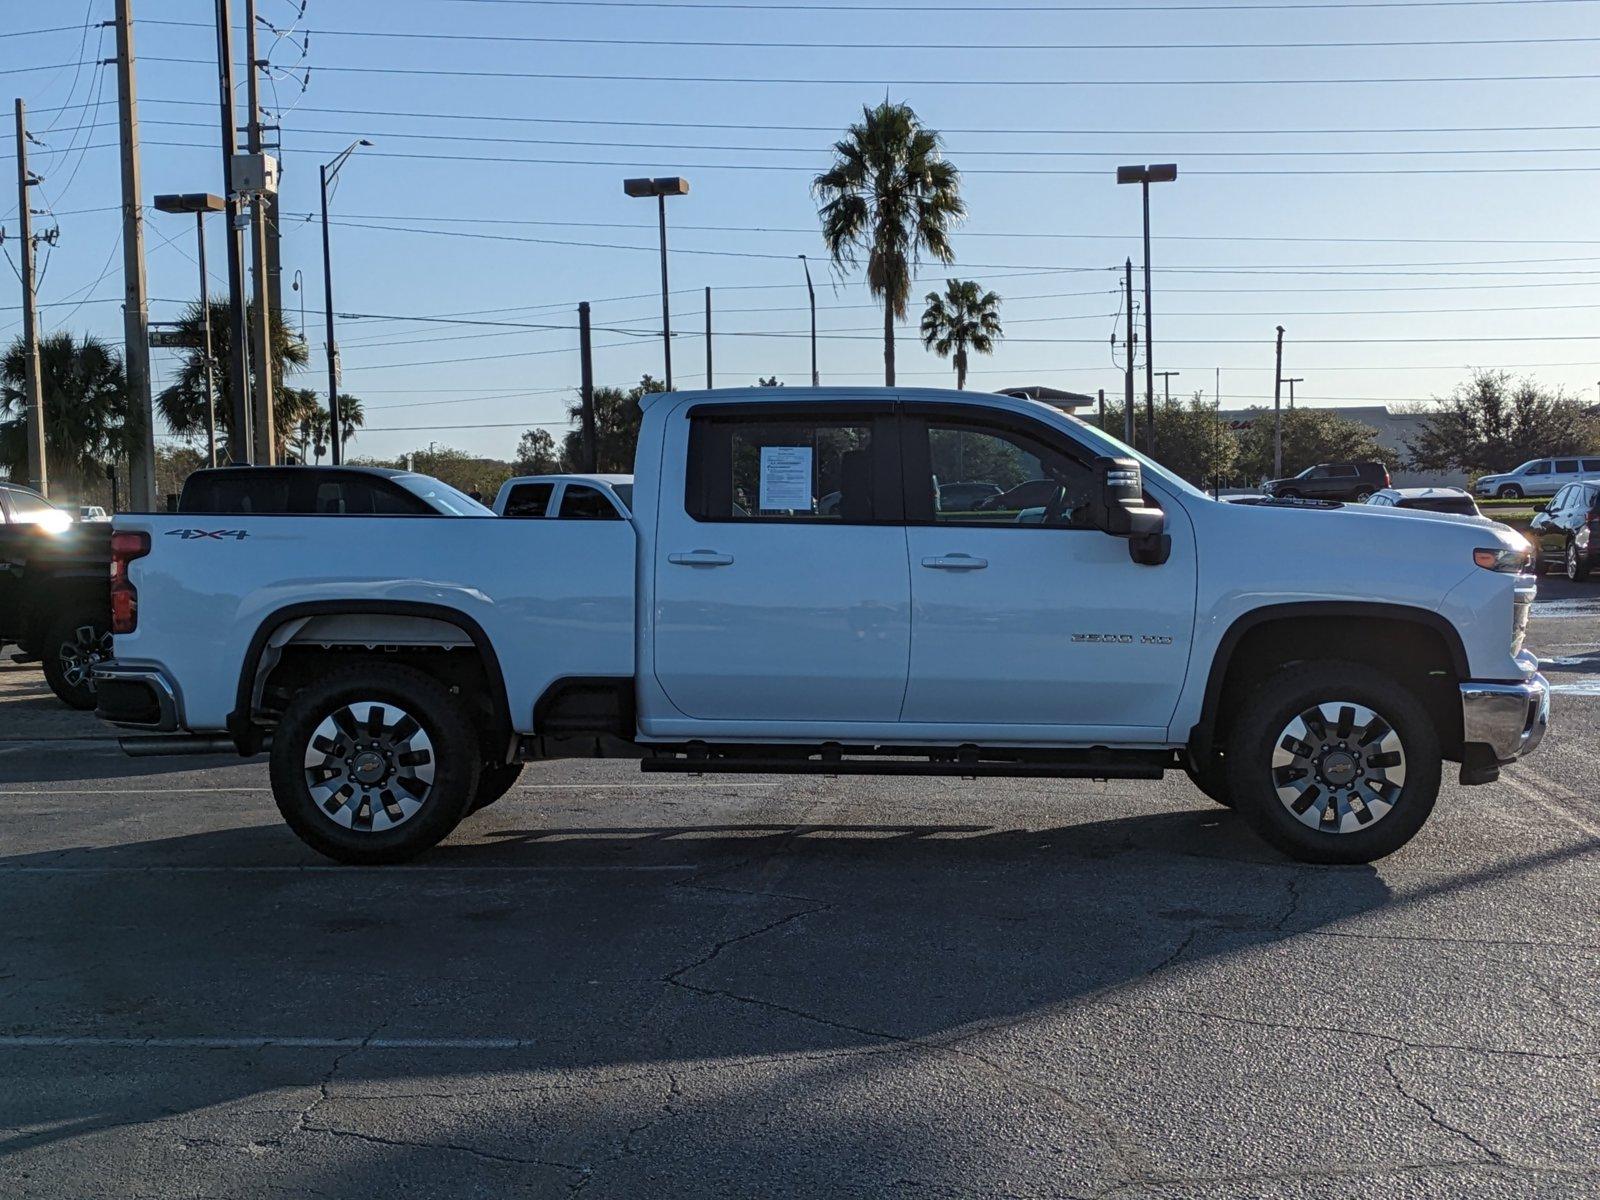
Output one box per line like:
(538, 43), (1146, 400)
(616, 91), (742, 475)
(668, 550), (734, 567)
(921, 555), (988, 570)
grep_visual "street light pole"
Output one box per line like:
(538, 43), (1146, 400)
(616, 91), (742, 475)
(1273, 325), (1286, 479)
(799, 254), (818, 386)
(155, 193), (226, 468)
(319, 139), (371, 466)
(624, 177), (690, 390)
(1116, 163), (1176, 457)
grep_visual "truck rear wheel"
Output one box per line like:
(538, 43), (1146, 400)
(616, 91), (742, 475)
(41, 607), (112, 710)
(270, 663), (480, 864)
(1224, 662), (1440, 864)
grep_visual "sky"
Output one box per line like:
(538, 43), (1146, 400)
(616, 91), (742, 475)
(3, 0), (1600, 463)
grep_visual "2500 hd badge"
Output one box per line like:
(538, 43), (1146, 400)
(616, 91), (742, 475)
(1071, 632), (1173, 645)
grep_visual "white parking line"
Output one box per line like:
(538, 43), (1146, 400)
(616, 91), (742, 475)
(0, 1035), (538, 1050)
(1497, 770), (1600, 838)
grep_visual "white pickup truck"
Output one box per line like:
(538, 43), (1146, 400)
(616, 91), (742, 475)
(95, 387), (1549, 866)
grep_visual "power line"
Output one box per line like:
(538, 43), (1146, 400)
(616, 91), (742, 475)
(415, 0), (1600, 11)
(135, 55), (1600, 88)
(128, 18), (1600, 50)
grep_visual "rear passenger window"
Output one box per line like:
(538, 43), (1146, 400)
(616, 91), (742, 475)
(686, 411), (885, 522)
(558, 485), (620, 520)
(1583, 460), (1600, 473)
(184, 473), (293, 514)
(502, 482), (554, 518)
(1556, 459), (1581, 474)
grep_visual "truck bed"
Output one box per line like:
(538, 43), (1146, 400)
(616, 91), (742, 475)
(113, 514), (636, 732)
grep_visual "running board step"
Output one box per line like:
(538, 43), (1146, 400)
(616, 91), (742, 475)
(643, 744), (1171, 780)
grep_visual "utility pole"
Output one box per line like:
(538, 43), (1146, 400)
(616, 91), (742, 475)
(799, 254), (818, 386)
(243, 0), (274, 464)
(1273, 325), (1286, 479)
(1097, 388), (1105, 428)
(1157, 370), (1180, 408)
(1142, 186), (1155, 457)
(704, 286), (712, 389)
(12, 100), (46, 497)
(578, 301), (597, 472)
(1283, 377), (1303, 410)
(1123, 258), (1136, 446)
(214, 0), (252, 460)
(112, 0), (157, 509)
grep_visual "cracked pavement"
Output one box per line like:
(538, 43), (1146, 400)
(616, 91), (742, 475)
(1, 582), (1597, 1198)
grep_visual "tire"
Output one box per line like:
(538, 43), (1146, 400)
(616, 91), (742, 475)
(1183, 751), (1234, 808)
(469, 761), (525, 814)
(1224, 661), (1441, 865)
(41, 608), (112, 710)
(1567, 539), (1591, 582)
(1353, 489), (1374, 503)
(269, 663), (480, 864)
(1277, 489), (1300, 500)
(1497, 485), (1523, 500)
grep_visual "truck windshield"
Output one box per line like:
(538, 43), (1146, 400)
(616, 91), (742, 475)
(393, 475), (495, 516)
(1058, 415), (1211, 502)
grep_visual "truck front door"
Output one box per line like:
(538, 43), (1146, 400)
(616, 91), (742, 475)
(651, 401), (910, 722)
(897, 405), (1196, 735)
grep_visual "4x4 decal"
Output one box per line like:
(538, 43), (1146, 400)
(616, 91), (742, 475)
(164, 528), (249, 541)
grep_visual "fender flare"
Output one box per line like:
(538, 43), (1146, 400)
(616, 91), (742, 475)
(1187, 601), (1470, 762)
(227, 599), (512, 749)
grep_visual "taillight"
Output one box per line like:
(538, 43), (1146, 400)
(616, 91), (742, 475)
(1384, 467), (1392, 487)
(109, 530), (150, 635)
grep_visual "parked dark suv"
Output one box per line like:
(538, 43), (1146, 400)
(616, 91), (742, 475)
(1262, 461), (1389, 503)
(1529, 480), (1600, 580)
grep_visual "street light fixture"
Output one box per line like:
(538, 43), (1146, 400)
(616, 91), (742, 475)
(1116, 163), (1177, 455)
(623, 176), (690, 390)
(317, 139), (372, 467)
(798, 254), (819, 387)
(154, 192), (225, 467)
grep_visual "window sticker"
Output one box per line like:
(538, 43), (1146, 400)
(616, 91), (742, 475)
(759, 445), (814, 511)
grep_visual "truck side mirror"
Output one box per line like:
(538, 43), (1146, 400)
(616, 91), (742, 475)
(1089, 456), (1169, 565)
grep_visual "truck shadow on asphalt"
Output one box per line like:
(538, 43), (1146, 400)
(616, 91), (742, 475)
(10, 803), (1590, 1188)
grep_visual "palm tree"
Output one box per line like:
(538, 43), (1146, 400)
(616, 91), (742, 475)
(0, 331), (133, 492)
(285, 391), (365, 464)
(920, 279), (1003, 390)
(155, 298), (310, 454)
(814, 101), (964, 386)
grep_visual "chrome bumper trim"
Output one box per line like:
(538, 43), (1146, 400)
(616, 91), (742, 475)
(1460, 673), (1549, 762)
(92, 661), (180, 732)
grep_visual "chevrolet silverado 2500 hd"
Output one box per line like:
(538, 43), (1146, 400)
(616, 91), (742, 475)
(94, 387), (1549, 865)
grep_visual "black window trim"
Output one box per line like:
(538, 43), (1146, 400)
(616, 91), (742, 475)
(683, 400), (902, 526)
(898, 401), (1102, 531)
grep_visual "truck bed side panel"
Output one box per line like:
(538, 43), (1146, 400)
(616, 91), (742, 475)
(112, 515), (635, 732)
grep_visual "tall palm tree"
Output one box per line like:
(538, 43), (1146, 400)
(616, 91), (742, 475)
(285, 391), (365, 464)
(0, 331), (132, 491)
(920, 279), (1003, 389)
(155, 298), (310, 454)
(814, 101), (964, 386)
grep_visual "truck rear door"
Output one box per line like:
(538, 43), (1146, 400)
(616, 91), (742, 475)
(651, 399), (909, 722)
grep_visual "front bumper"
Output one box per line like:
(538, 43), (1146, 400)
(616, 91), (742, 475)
(1460, 672), (1549, 763)
(93, 661), (180, 731)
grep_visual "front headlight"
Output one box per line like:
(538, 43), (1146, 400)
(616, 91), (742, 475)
(1474, 545), (1533, 573)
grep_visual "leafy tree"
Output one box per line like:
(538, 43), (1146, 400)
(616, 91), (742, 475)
(0, 331), (134, 494)
(560, 374), (665, 472)
(1233, 405), (1389, 483)
(155, 298), (312, 456)
(284, 392), (365, 464)
(1408, 370), (1599, 476)
(356, 445), (516, 499)
(920, 279), (1002, 389)
(1091, 394), (1239, 488)
(814, 101), (964, 386)
(515, 427), (562, 474)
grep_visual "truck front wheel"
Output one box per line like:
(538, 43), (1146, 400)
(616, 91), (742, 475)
(1224, 662), (1440, 864)
(270, 664), (480, 864)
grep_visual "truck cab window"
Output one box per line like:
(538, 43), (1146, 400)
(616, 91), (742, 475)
(687, 413), (883, 522)
(919, 420), (1095, 529)
(503, 483), (554, 518)
(558, 485), (621, 520)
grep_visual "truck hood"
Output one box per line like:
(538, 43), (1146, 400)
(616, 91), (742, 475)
(1203, 493), (1529, 565)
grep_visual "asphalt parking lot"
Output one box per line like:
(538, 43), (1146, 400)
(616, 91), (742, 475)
(2, 584), (1596, 1198)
